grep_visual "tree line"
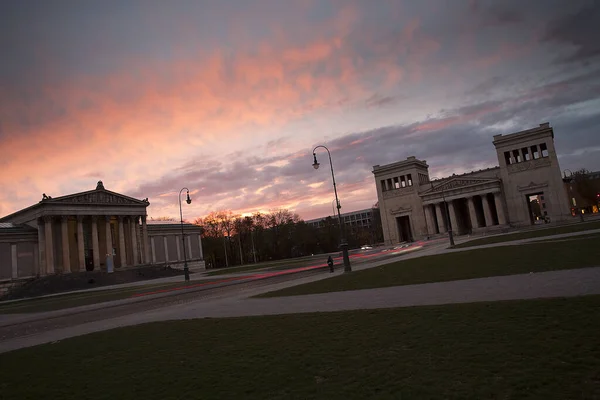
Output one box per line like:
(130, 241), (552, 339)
(192, 208), (383, 269)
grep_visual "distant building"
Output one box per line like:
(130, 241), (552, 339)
(305, 208), (375, 230)
(0, 181), (205, 283)
(372, 122), (573, 244)
(563, 170), (600, 215)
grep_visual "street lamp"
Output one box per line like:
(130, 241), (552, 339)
(430, 177), (455, 248)
(179, 187), (192, 281)
(563, 169), (584, 222)
(312, 145), (351, 272)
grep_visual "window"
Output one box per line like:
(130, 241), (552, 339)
(513, 149), (521, 163)
(380, 179), (387, 191)
(504, 151), (512, 165)
(393, 177), (400, 189)
(400, 176), (407, 187)
(521, 147), (530, 161)
(407, 174), (413, 186)
(531, 145), (539, 159)
(540, 143), (549, 157)
(542, 203), (546, 209)
(387, 178), (393, 190)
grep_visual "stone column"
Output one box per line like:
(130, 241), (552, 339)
(37, 218), (46, 276)
(186, 235), (192, 259)
(163, 236), (169, 262)
(77, 216), (85, 271)
(482, 194), (494, 227)
(423, 205), (435, 235)
(151, 236), (156, 263)
(105, 216), (113, 266)
(435, 203), (447, 233)
(448, 201), (459, 234)
(142, 216), (150, 264)
(175, 235), (182, 260)
(44, 216), (55, 274)
(130, 216), (139, 266)
(61, 216), (71, 273)
(91, 216), (100, 270)
(494, 192), (507, 225)
(11, 243), (18, 279)
(118, 216), (127, 267)
(198, 234), (203, 259)
(467, 197), (480, 229)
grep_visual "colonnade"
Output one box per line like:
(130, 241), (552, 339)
(423, 192), (507, 235)
(36, 215), (149, 274)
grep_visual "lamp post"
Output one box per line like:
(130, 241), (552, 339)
(563, 169), (583, 222)
(430, 177), (455, 248)
(312, 145), (351, 272)
(179, 187), (192, 281)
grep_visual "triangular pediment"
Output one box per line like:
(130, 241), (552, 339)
(42, 189), (149, 206)
(422, 177), (501, 195)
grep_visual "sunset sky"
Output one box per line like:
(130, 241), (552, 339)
(1, 0), (599, 222)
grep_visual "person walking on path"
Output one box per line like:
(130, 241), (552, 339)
(327, 255), (334, 273)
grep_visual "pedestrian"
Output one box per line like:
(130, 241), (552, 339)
(327, 255), (334, 273)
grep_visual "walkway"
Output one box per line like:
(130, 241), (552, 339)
(1, 266), (598, 354)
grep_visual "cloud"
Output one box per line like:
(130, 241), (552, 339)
(542, 1), (600, 64)
(1, 0), (599, 222)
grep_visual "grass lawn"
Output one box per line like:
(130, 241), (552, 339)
(258, 237), (598, 298)
(0, 280), (217, 314)
(454, 220), (600, 248)
(1, 295), (599, 399)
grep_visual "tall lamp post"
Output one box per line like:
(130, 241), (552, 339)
(563, 169), (584, 222)
(430, 177), (455, 248)
(179, 187), (192, 281)
(312, 145), (351, 272)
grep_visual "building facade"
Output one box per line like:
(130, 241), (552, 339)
(373, 123), (573, 244)
(305, 208), (376, 231)
(0, 181), (205, 282)
(563, 170), (600, 216)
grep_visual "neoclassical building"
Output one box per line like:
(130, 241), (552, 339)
(0, 181), (205, 282)
(373, 122), (572, 244)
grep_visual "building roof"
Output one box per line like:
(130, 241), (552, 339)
(147, 220), (195, 226)
(305, 207), (375, 224)
(0, 222), (37, 234)
(0, 181), (149, 222)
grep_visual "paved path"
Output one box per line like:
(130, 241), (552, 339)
(1, 229), (598, 354)
(1, 266), (598, 354)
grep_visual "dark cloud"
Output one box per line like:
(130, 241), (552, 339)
(543, 1), (600, 64)
(365, 94), (397, 108)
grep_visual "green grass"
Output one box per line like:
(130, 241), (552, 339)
(258, 237), (599, 298)
(1, 296), (599, 399)
(0, 280), (218, 314)
(454, 220), (600, 248)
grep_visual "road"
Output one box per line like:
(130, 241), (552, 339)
(0, 239), (443, 352)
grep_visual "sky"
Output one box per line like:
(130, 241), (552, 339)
(1, 0), (599, 222)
